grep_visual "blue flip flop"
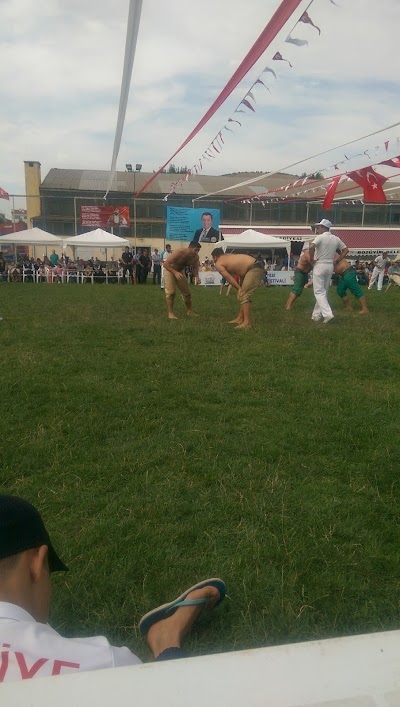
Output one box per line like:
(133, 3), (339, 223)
(138, 578), (226, 637)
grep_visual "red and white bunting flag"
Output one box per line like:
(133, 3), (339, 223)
(273, 52), (292, 67)
(241, 98), (255, 112)
(224, 124), (234, 133)
(347, 167), (388, 203)
(286, 35), (308, 47)
(0, 187), (9, 200)
(262, 66), (277, 79)
(255, 78), (271, 92)
(228, 117), (242, 127)
(218, 131), (224, 145)
(212, 142), (220, 154)
(299, 11), (321, 34)
(380, 155), (400, 168)
(322, 175), (341, 209)
(247, 91), (256, 102)
(385, 141), (389, 151)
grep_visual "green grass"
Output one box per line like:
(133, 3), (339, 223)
(1, 282), (400, 659)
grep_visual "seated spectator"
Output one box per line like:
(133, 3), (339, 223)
(83, 263), (93, 283)
(0, 495), (226, 682)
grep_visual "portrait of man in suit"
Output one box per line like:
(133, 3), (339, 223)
(194, 212), (220, 244)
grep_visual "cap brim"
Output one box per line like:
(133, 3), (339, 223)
(48, 543), (68, 572)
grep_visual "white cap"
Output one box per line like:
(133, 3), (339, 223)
(315, 219), (333, 229)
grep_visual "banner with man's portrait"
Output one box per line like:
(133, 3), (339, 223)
(166, 207), (220, 242)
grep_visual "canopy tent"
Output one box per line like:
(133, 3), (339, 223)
(63, 229), (129, 248)
(64, 229), (130, 261)
(219, 229), (291, 265)
(0, 228), (63, 246)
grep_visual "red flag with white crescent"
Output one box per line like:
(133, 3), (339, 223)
(347, 167), (388, 203)
(322, 176), (341, 209)
(0, 187), (9, 200)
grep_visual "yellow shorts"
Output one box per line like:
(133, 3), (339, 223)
(239, 265), (264, 304)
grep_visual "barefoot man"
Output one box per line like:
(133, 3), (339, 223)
(285, 241), (313, 310)
(163, 241), (201, 319)
(212, 248), (264, 329)
(334, 256), (369, 314)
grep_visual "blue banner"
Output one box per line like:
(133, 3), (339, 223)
(166, 207), (220, 243)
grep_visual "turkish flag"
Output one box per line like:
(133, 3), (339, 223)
(322, 176), (341, 210)
(0, 187), (9, 200)
(347, 167), (388, 203)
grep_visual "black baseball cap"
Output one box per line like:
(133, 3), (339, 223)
(0, 495), (68, 572)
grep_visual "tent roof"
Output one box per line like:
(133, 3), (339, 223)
(0, 227), (63, 245)
(220, 229), (291, 251)
(64, 229), (129, 247)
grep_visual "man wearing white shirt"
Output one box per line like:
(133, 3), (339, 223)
(0, 495), (225, 683)
(368, 252), (389, 291)
(160, 243), (172, 289)
(309, 219), (348, 323)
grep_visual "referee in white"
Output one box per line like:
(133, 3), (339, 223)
(309, 219), (348, 323)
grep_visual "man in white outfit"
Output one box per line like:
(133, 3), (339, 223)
(309, 219), (348, 324)
(368, 252), (389, 291)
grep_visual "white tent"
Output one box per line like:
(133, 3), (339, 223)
(64, 229), (129, 248)
(0, 228), (63, 245)
(219, 229), (291, 265)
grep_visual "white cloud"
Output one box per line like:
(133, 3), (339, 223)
(0, 0), (398, 198)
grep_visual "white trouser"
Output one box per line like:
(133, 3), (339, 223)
(161, 268), (165, 289)
(368, 267), (384, 290)
(312, 261), (334, 320)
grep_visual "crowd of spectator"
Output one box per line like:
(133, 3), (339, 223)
(0, 248), (165, 285)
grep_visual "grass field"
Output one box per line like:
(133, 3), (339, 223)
(1, 281), (400, 660)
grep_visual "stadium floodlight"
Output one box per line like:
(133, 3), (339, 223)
(126, 164), (133, 172)
(135, 164), (142, 172)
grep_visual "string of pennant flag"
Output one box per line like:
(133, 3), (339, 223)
(231, 140), (400, 208)
(163, 0), (337, 201)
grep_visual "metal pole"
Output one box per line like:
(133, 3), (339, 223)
(12, 196), (15, 232)
(249, 201), (253, 227)
(361, 203), (365, 226)
(134, 171), (137, 253)
(74, 197), (77, 235)
(306, 202), (310, 225)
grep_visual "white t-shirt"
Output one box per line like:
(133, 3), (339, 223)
(162, 250), (172, 264)
(0, 602), (141, 683)
(311, 231), (347, 262)
(374, 256), (387, 271)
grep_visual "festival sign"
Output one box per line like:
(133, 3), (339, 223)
(80, 206), (130, 228)
(166, 207), (220, 242)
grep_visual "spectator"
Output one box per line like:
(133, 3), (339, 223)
(121, 246), (134, 284)
(138, 248), (151, 284)
(152, 248), (162, 286)
(49, 250), (59, 267)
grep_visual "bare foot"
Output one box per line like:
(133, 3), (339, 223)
(234, 323), (251, 330)
(358, 310), (369, 315)
(146, 586), (221, 658)
(285, 306), (292, 311)
(187, 311), (199, 317)
(168, 314), (179, 320)
(228, 318), (243, 324)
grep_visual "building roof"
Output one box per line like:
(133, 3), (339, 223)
(220, 225), (400, 250)
(40, 168), (305, 198)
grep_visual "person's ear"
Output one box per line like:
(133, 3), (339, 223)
(29, 545), (49, 584)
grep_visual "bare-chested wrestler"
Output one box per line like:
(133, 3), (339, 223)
(163, 241), (201, 319)
(285, 241), (313, 310)
(334, 256), (369, 314)
(212, 249), (264, 329)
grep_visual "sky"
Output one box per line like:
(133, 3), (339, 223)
(0, 0), (399, 213)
